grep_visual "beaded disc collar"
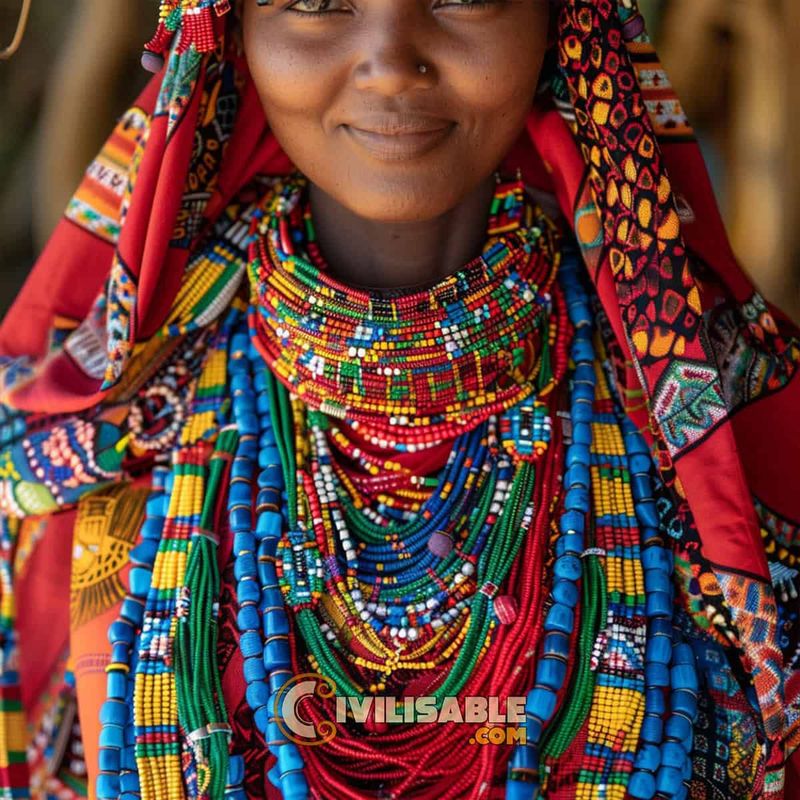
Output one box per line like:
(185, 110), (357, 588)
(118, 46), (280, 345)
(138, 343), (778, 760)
(246, 175), (566, 449)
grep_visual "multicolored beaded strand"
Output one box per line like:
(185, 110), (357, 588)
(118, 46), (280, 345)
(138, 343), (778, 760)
(96, 467), (168, 800)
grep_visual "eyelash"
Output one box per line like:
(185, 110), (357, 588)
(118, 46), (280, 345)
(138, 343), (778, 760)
(286, 0), (345, 17)
(286, 0), (500, 18)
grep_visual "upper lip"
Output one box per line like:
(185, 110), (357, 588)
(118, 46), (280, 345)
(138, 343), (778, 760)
(344, 114), (453, 136)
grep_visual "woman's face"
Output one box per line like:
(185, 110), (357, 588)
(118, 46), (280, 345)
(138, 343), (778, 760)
(242, 0), (550, 223)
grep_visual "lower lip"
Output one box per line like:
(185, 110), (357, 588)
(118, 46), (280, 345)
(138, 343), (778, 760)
(343, 124), (455, 162)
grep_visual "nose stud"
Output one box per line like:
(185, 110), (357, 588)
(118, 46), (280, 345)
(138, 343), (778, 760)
(417, 64), (428, 74)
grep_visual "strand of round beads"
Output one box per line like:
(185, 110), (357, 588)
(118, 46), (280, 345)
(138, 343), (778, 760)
(227, 327), (309, 800)
(96, 468), (168, 800)
(507, 247), (592, 799)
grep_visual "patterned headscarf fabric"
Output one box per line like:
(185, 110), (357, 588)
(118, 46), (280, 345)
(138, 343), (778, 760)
(1, 0), (799, 797)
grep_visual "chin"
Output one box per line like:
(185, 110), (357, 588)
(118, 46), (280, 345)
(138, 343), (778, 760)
(327, 169), (469, 224)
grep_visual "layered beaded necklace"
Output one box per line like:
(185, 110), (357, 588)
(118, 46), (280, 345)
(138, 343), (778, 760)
(244, 177), (567, 686)
(92, 174), (700, 800)
(230, 175), (573, 797)
(248, 176), (562, 449)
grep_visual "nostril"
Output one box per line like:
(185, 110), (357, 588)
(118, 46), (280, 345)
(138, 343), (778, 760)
(353, 48), (435, 96)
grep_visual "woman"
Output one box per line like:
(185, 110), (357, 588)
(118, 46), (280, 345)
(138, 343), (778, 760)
(0, 1), (798, 798)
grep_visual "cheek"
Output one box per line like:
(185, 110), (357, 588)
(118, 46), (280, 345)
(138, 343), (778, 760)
(243, 24), (343, 133)
(445, 12), (548, 136)
(452, 45), (544, 125)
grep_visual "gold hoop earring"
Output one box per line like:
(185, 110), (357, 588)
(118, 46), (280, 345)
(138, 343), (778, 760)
(1, 0), (32, 60)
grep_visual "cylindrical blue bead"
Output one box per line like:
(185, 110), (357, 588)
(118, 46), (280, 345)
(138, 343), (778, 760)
(239, 630), (263, 658)
(552, 579), (580, 608)
(555, 533), (583, 557)
(553, 555), (582, 581)
(634, 743), (661, 772)
(536, 656), (567, 689)
(635, 499), (660, 529)
(661, 741), (686, 770)
(106, 670), (128, 699)
(282, 772), (309, 800)
(228, 754), (246, 786)
(525, 687), (556, 720)
(264, 611), (290, 638)
(646, 688), (666, 715)
(235, 553), (257, 581)
(543, 632), (570, 658)
(670, 664), (699, 694)
(99, 701), (127, 725)
(671, 689), (698, 718)
(99, 725), (124, 748)
(265, 638), (291, 668)
(544, 603), (574, 634)
(99, 747), (120, 772)
(645, 662), (670, 687)
(234, 532), (256, 554)
(229, 506), (253, 532)
(646, 634), (672, 665)
(130, 540), (159, 565)
(655, 765), (683, 796)
(641, 714), (663, 744)
(508, 744), (537, 772)
(277, 743), (305, 776)
(560, 510), (585, 535)
(129, 567), (152, 597)
(243, 655), (268, 682)
(238, 605), (261, 632)
(238, 579), (260, 605)
(246, 681), (270, 711)
(627, 772), (656, 800)
(646, 591), (672, 618)
(96, 774), (120, 799)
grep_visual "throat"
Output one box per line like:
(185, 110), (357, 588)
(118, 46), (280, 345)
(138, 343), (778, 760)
(308, 175), (497, 292)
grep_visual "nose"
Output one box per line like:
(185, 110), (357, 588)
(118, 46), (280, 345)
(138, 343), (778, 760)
(352, 13), (434, 96)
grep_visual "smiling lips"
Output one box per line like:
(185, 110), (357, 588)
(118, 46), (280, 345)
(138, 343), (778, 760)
(343, 114), (456, 161)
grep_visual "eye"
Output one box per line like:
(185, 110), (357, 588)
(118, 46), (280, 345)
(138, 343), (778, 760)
(287, 0), (350, 15)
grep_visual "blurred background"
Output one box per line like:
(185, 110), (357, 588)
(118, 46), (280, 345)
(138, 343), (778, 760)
(1, 0), (799, 320)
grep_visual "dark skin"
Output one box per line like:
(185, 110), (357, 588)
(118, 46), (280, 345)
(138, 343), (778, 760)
(242, 0), (550, 290)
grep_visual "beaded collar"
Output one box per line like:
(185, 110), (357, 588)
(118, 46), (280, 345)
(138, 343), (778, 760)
(246, 175), (565, 449)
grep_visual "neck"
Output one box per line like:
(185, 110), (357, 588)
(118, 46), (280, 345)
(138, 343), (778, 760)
(308, 176), (497, 292)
